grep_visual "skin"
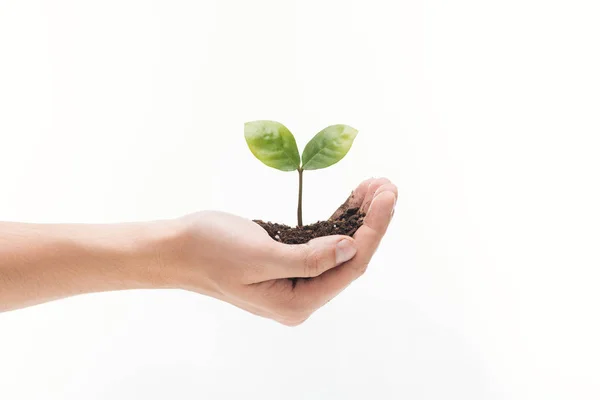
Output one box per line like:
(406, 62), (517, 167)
(0, 178), (397, 326)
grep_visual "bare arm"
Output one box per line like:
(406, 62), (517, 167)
(0, 221), (175, 312)
(0, 178), (397, 325)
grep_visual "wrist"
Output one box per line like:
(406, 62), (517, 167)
(149, 212), (221, 296)
(120, 219), (187, 289)
(115, 213), (224, 296)
(133, 215), (216, 294)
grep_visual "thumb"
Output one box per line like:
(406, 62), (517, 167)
(266, 235), (358, 279)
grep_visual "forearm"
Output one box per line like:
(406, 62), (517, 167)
(0, 220), (179, 312)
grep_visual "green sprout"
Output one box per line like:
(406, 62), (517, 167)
(244, 121), (358, 227)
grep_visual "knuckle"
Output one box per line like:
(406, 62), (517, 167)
(375, 183), (397, 198)
(303, 247), (323, 277)
(368, 179), (391, 196)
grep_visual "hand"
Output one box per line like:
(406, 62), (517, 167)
(165, 178), (397, 326)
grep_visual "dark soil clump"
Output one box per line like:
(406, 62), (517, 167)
(254, 207), (365, 244)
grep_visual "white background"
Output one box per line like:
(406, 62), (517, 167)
(1, 0), (599, 399)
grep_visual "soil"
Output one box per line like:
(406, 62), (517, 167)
(253, 207), (365, 244)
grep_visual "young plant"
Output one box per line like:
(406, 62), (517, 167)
(244, 121), (358, 227)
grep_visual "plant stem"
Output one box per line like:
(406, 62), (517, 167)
(297, 168), (303, 227)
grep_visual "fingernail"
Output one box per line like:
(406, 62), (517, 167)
(391, 196), (397, 217)
(336, 239), (357, 265)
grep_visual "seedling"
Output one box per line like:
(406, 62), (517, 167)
(244, 121), (358, 227)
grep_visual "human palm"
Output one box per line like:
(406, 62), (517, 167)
(173, 178), (397, 326)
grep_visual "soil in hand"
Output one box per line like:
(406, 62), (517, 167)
(254, 207), (365, 244)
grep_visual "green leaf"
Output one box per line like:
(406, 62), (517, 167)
(301, 124), (358, 170)
(244, 121), (301, 171)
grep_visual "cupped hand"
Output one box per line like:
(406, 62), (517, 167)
(168, 178), (397, 326)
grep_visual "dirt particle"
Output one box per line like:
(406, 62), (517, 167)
(253, 207), (365, 244)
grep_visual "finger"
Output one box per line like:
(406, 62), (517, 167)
(296, 189), (397, 308)
(262, 235), (358, 280)
(360, 178), (392, 214)
(372, 183), (398, 206)
(329, 178), (375, 220)
(362, 190), (396, 236)
(248, 188), (396, 323)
